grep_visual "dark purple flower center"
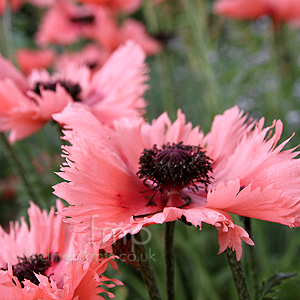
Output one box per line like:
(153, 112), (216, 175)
(33, 80), (82, 102)
(11, 254), (53, 286)
(137, 142), (213, 206)
(69, 14), (95, 24)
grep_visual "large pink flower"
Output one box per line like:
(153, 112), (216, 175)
(0, 201), (122, 299)
(53, 105), (300, 260)
(214, 0), (300, 26)
(0, 41), (148, 143)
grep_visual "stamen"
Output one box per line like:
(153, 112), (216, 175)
(11, 254), (52, 286)
(137, 142), (213, 206)
(69, 15), (95, 24)
(33, 80), (82, 102)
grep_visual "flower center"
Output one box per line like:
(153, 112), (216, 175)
(33, 80), (82, 102)
(86, 61), (98, 69)
(11, 254), (52, 286)
(137, 142), (213, 206)
(69, 14), (95, 24)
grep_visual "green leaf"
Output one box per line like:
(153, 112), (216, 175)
(257, 272), (297, 300)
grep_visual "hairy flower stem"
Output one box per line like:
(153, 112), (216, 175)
(225, 248), (251, 300)
(165, 221), (175, 300)
(134, 232), (162, 300)
(0, 133), (45, 208)
(242, 217), (259, 298)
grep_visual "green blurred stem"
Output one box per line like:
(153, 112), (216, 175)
(142, 0), (159, 33)
(0, 133), (45, 208)
(242, 217), (259, 298)
(0, 4), (16, 63)
(165, 221), (175, 300)
(272, 22), (295, 112)
(134, 232), (162, 300)
(225, 248), (251, 300)
(181, 0), (220, 114)
(142, 0), (177, 118)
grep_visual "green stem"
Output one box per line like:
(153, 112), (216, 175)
(181, 0), (220, 115)
(271, 22), (296, 117)
(0, 4), (16, 63)
(242, 217), (259, 299)
(165, 221), (175, 300)
(0, 133), (45, 208)
(225, 248), (251, 300)
(134, 232), (162, 300)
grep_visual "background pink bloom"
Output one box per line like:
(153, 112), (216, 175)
(36, 0), (106, 46)
(0, 42), (148, 143)
(214, 0), (300, 26)
(52, 105), (300, 260)
(76, 0), (141, 14)
(0, 0), (21, 15)
(0, 79), (72, 143)
(0, 201), (122, 299)
(16, 48), (56, 75)
(117, 19), (162, 55)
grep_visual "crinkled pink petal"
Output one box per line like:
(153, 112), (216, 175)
(207, 180), (300, 227)
(0, 54), (28, 91)
(86, 41), (148, 123)
(131, 206), (253, 260)
(0, 80), (44, 143)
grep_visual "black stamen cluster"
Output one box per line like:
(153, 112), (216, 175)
(137, 142), (213, 192)
(70, 15), (95, 24)
(33, 80), (82, 102)
(86, 61), (98, 69)
(11, 254), (52, 286)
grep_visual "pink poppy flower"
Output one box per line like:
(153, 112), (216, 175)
(214, 0), (300, 27)
(35, 0), (161, 55)
(0, 201), (121, 299)
(16, 48), (56, 75)
(76, 0), (141, 14)
(36, 0), (111, 46)
(0, 41), (148, 143)
(53, 105), (300, 260)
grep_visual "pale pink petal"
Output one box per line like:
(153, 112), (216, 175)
(0, 54), (28, 91)
(86, 41), (148, 124)
(207, 180), (300, 227)
(119, 19), (162, 55)
(16, 48), (55, 75)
